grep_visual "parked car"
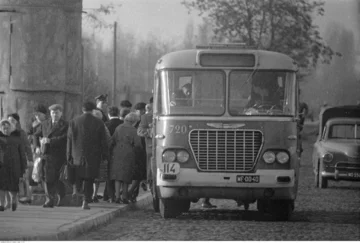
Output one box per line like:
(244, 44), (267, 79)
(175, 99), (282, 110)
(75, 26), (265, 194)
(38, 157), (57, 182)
(312, 105), (360, 188)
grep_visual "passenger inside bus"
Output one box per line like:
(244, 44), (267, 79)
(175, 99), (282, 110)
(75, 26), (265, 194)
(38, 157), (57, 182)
(171, 83), (192, 106)
(245, 73), (284, 113)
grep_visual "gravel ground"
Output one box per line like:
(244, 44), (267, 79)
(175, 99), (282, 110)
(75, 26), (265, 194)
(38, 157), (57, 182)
(76, 124), (360, 241)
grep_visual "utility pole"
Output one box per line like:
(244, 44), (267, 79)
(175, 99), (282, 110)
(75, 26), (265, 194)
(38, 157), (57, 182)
(113, 21), (117, 105)
(148, 46), (151, 92)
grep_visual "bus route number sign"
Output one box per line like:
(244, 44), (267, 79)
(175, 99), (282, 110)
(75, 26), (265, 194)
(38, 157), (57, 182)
(160, 163), (180, 175)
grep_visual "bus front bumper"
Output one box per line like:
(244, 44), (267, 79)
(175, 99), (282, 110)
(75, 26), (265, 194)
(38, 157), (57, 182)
(157, 168), (297, 200)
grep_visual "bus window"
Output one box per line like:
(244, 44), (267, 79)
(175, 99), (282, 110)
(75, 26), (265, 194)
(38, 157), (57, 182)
(229, 71), (295, 116)
(163, 70), (225, 115)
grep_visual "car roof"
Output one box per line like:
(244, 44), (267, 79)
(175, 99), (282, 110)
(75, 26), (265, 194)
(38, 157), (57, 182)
(320, 106), (360, 133)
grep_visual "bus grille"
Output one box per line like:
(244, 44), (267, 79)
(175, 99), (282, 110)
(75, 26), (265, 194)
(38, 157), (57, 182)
(189, 130), (263, 172)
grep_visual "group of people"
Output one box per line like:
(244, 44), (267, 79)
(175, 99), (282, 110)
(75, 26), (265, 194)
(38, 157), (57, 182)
(0, 94), (154, 211)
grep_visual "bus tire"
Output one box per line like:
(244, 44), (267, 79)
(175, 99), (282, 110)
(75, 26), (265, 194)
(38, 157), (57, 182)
(269, 199), (294, 221)
(179, 200), (191, 213)
(159, 199), (182, 219)
(151, 179), (160, 212)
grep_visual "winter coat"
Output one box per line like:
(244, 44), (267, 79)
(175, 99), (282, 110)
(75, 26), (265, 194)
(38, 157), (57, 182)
(67, 113), (109, 179)
(137, 113), (153, 154)
(34, 118), (68, 183)
(0, 130), (27, 192)
(110, 122), (142, 183)
(105, 118), (123, 136)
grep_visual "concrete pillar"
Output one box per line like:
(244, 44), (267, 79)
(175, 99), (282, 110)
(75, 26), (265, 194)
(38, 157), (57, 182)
(0, 0), (83, 128)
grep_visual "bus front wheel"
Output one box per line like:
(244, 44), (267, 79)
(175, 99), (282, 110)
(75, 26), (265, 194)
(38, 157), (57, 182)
(159, 199), (183, 219)
(151, 179), (160, 212)
(270, 199), (294, 221)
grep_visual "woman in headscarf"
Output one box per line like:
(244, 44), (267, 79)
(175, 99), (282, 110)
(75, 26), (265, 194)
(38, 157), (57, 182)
(8, 113), (33, 205)
(110, 112), (141, 204)
(0, 119), (26, 211)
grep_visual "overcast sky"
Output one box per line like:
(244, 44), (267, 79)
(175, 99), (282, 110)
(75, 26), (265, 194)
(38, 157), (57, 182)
(83, 0), (359, 46)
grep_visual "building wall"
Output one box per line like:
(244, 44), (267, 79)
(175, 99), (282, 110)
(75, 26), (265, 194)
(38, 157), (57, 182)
(0, 0), (82, 128)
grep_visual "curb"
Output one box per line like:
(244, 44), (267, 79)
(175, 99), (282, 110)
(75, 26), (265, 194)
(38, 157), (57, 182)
(4, 192), (152, 241)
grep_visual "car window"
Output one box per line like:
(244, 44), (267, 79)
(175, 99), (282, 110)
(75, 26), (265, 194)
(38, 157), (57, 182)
(329, 124), (360, 139)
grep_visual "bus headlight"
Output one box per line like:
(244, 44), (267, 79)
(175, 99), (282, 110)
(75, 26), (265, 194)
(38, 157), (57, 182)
(263, 151), (276, 164)
(177, 150), (189, 163)
(162, 151), (176, 162)
(276, 152), (289, 164)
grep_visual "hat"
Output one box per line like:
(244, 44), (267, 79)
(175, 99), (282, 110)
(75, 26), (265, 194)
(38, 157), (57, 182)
(124, 112), (140, 123)
(120, 100), (132, 108)
(0, 119), (10, 126)
(34, 104), (47, 115)
(49, 104), (63, 111)
(8, 113), (20, 123)
(95, 94), (108, 102)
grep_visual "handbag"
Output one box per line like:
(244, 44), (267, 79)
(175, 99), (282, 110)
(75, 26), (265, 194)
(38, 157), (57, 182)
(32, 157), (43, 183)
(59, 163), (75, 189)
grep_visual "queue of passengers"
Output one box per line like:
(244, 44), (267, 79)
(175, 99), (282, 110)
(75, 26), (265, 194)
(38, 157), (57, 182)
(0, 95), (153, 211)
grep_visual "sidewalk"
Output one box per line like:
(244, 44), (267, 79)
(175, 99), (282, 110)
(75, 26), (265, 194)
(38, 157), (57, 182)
(0, 191), (152, 241)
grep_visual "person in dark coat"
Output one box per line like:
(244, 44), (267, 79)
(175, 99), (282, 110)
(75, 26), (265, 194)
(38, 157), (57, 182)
(34, 104), (68, 208)
(8, 113), (33, 205)
(103, 106), (123, 202)
(20, 104), (47, 204)
(67, 101), (109, 210)
(0, 119), (26, 211)
(110, 112), (141, 204)
(128, 102), (147, 202)
(137, 103), (154, 190)
(95, 94), (109, 123)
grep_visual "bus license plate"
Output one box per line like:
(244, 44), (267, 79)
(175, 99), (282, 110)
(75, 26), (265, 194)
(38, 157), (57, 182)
(237, 175), (260, 183)
(160, 163), (180, 175)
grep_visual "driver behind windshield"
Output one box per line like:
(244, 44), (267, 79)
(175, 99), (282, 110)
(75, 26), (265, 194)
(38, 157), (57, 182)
(246, 73), (283, 110)
(171, 83), (192, 106)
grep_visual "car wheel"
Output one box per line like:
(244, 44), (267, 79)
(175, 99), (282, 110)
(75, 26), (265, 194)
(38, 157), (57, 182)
(319, 173), (328, 188)
(318, 162), (328, 189)
(314, 160), (320, 188)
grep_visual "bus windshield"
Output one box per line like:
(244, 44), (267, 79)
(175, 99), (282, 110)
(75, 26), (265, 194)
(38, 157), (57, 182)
(159, 69), (296, 116)
(161, 70), (226, 115)
(229, 71), (296, 116)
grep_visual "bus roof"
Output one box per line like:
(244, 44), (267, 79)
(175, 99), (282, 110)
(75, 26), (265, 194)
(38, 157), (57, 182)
(155, 49), (298, 71)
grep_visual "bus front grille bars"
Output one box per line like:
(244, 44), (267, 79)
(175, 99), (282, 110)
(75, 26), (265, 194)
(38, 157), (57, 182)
(189, 129), (262, 172)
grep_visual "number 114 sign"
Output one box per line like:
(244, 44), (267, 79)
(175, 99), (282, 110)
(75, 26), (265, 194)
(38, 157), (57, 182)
(160, 163), (180, 175)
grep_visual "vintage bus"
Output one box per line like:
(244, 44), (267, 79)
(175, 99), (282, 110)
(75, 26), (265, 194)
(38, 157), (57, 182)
(151, 44), (301, 220)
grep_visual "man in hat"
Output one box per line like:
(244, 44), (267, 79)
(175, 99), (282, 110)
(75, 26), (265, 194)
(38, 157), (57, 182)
(34, 104), (68, 208)
(67, 101), (109, 210)
(95, 95), (109, 123)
